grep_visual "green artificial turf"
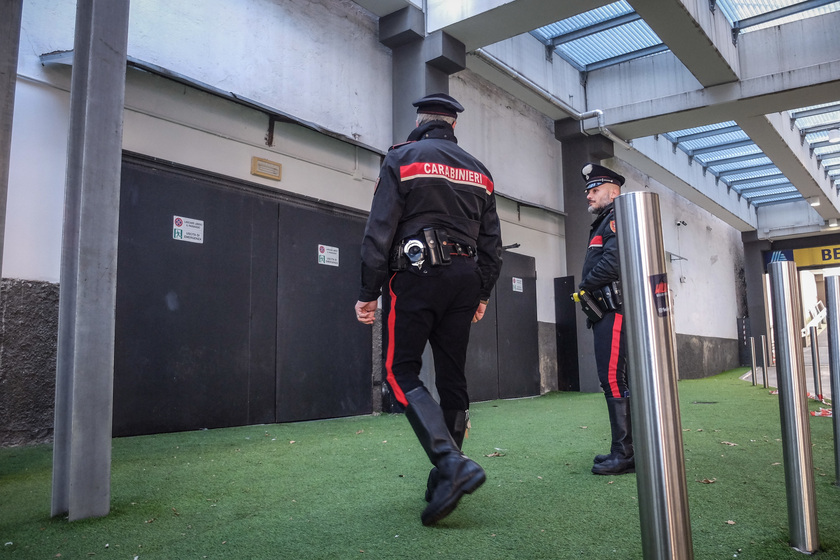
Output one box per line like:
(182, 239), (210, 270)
(1, 368), (839, 559)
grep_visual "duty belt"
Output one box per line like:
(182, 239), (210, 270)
(390, 227), (475, 270)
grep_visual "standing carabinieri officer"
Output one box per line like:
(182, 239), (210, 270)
(577, 162), (634, 476)
(355, 93), (503, 525)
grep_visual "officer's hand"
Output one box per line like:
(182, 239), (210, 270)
(472, 301), (487, 323)
(355, 300), (377, 325)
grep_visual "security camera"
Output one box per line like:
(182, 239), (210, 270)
(676, 220), (687, 226)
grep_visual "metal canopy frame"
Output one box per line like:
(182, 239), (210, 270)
(529, 0), (840, 208)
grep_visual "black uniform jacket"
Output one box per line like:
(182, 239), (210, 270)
(580, 202), (620, 292)
(359, 121), (503, 302)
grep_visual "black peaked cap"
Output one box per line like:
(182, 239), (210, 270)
(581, 162), (625, 191)
(412, 93), (464, 118)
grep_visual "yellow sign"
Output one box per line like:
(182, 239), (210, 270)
(793, 245), (840, 267)
(250, 157), (282, 181)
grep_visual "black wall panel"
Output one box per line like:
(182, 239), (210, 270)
(496, 251), (540, 398)
(114, 162), (278, 436)
(114, 159), (371, 436)
(465, 292), (499, 403)
(464, 251), (539, 402)
(555, 276), (580, 391)
(274, 205), (372, 422)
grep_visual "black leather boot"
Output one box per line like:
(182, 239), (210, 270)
(592, 397), (635, 475)
(425, 409), (467, 501)
(593, 397), (626, 464)
(404, 387), (485, 525)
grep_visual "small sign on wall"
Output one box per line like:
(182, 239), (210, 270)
(251, 157), (282, 181)
(318, 244), (339, 267)
(512, 277), (523, 292)
(173, 216), (204, 244)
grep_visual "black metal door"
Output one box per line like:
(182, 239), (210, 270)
(465, 251), (540, 401)
(496, 251), (540, 398)
(114, 161), (278, 436)
(274, 205), (372, 422)
(114, 159), (372, 436)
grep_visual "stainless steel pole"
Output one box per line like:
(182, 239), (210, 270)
(615, 191), (693, 560)
(761, 334), (769, 388)
(824, 276), (840, 487)
(810, 326), (823, 400)
(768, 261), (819, 553)
(750, 337), (757, 386)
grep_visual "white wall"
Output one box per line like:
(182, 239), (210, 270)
(612, 159), (745, 340)
(497, 199), (565, 324)
(4, 79), (69, 282)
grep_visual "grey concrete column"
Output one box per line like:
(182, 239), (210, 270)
(379, 6), (466, 143)
(741, 231), (772, 361)
(51, 0), (130, 521)
(0, 0), (23, 275)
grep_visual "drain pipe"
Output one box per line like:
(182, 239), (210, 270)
(470, 48), (633, 150)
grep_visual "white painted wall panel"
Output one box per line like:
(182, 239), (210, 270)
(452, 71), (563, 212)
(3, 79), (69, 282)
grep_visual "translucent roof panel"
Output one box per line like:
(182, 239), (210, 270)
(662, 122), (797, 206)
(530, 1), (663, 72)
(716, 0), (840, 34)
(530, 1), (837, 71)
(790, 102), (840, 192)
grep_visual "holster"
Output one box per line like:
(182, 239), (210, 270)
(594, 281), (622, 312)
(572, 290), (604, 323)
(423, 227), (451, 267)
(573, 281), (622, 324)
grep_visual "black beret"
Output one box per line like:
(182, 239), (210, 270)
(412, 93), (464, 118)
(582, 162), (625, 191)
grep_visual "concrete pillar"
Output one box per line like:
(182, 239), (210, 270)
(379, 6), (466, 143)
(741, 231), (772, 368)
(555, 120), (614, 392)
(51, 0), (130, 521)
(0, 0), (23, 276)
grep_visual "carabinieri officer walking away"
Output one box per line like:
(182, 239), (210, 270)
(355, 93), (503, 525)
(576, 162), (634, 476)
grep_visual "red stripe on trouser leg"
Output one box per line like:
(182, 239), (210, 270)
(608, 313), (623, 398)
(385, 273), (408, 407)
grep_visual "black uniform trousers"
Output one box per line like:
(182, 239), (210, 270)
(592, 311), (629, 399)
(382, 256), (481, 411)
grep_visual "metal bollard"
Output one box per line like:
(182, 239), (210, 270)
(614, 191), (693, 560)
(824, 276), (840, 487)
(750, 337), (757, 386)
(810, 326), (823, 401)
(761, 334), (769, 388)
(768, 261), (819, 554)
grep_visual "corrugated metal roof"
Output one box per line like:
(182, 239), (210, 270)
(529, 0), (840, 206)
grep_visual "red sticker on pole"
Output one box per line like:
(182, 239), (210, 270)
(651, 273), (669, 317)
